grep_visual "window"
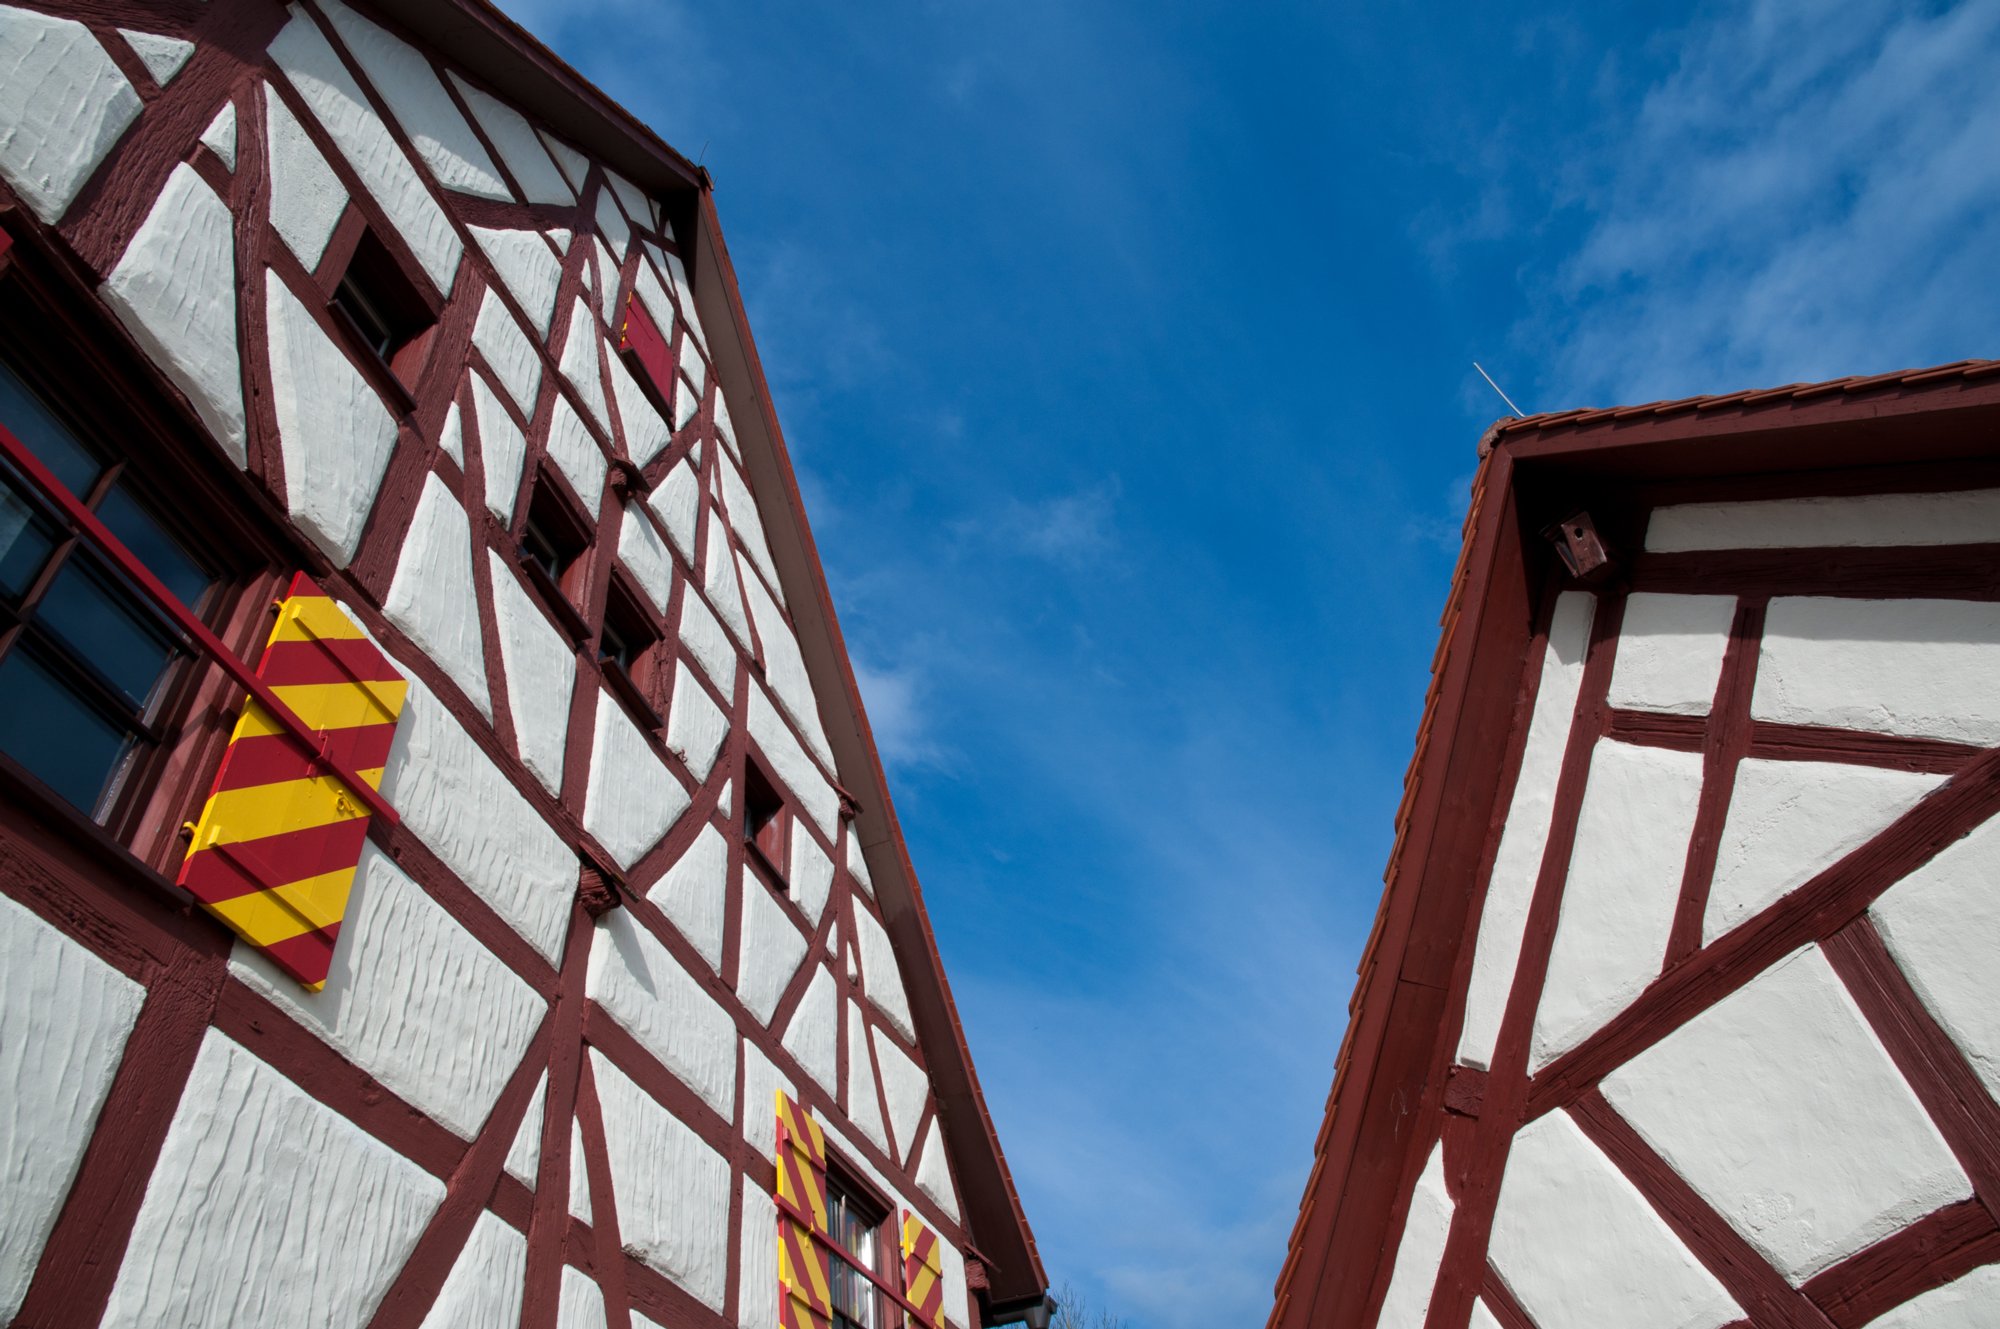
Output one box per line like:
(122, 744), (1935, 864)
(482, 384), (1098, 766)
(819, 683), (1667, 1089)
(598, 571), (665, 722)
(0, 357), (218, 819)
(328, 226), (433, 378)
(828, 1173), (888, 1329)
(743, 755), (788, 884)
(516, 467), (595, 636)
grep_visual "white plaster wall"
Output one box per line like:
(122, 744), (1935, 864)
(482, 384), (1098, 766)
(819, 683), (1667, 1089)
(470, 225), (563, 335)
(847, 832), (874, 897)
(589, 237), (619, 326)
(268, 10), (460, 292)
(264, 85), (348, 269)
(649, 823), (728, 973)
(1704, 759), (1942, 944)
(315, 0), (508, 202)
(266, 276), (399, 564)
(657, 246), (708, 353)
(0, 891), (146, 1321)
(1607, 594), (1735, 716)
(0, 8), (140, 222)
(437, 396), (463, 465)
(230, 844), (543, 1139)
(1862, 1261), (2000, 1328)
(1532, 740), (1705, 1070)
(873, 1027), (929, 1163)
(915, 1121), (961, 1224)
(505, 1070), (547, 1188)
(844, 998), (890, 1153)
(1601, 946), (1969, 1282)
(719, 458), (781, 604)
(742, 1040), (797, 1161)
(737, 1180), (780, 1329)
(587, 906), (736, 1117)
(789, 831), (834, 924)
(618, 502), (674, 615)
(473, 287), (543, 419)
(737, 881), (808, 1025)
(677, 322), (707, 400)
(749, 686), (840, 838)
(607, 172), (651, 231)
(538, 130), (590, 193)
(448, 73), (574, 205)
(418, 1210), (525, 1329)
(1373, 1144), (1451, 1329)
(102, 163), (249, 465)
(650, 459), (700, 566)
(1458, 591), (1595, 1070)
(743, 563), (835, 768)
(567, 1116), (591, 1223)
(711, 380), (737, 457)
(607, 340), (673, 466)
(545, 395), (609, 510)
(582, 691), (691, 868)
(1755, 598), (2000, 746)
(200, 103), (237, 169)
(667, 663), (728, 781)
(704, 517), (752, 645)
(385, 474), (492, 717)
(780, 965), (839, 1097)
(378, 676), (576, 962)
(557, 1264), (606, 1329)
(1469, 1301), (1504, 1329)
(678, 583), (737, 697)
(1647, 489), (2000, 552)
(489, 550), (575, 795)
(590, 1051), (730, 1309)
(471, 372), (528, 521)
(1488, 1110), (1740, 1329)
(557, 301), (610, 434)
(1871, 813), (2000, 1099)
(593, 188), (630, 262)
(102, 1030), (444, 1329)
(117, 30), (193, 84)
(854, 903), (917, 1044)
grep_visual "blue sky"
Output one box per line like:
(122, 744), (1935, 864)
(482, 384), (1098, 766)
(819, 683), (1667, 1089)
(496, 2), (2000, 1324)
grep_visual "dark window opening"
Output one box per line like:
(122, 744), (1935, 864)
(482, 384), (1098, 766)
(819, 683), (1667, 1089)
(598, 572), (666, 723)
(329, 227), (433, 377)
(0, 356), (218, 820)
(827, 1172), (889, 1329)
(743, 756), (788, 884)
(516, 468), (595, 637)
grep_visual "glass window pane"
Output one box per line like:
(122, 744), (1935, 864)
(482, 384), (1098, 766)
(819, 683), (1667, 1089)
(34, 555), (181, 708)
(0, 360), (101, 496)
(0, 476), (58, 600)
(96, 483), (214, 612)
(0, 646), (128, 813)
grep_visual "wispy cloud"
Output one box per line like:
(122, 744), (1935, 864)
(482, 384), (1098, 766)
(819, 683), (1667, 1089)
(997, 480), (1123, 566)
(850, 655), (952, 774)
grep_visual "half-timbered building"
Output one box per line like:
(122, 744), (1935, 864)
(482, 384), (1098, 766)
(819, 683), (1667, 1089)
(1270, 363), (2000, 1329)
(0, 2), (1049, 1327)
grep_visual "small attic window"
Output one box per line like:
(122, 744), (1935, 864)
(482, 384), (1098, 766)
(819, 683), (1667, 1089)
(517, 468), (594, 638)
(744, 756), (788, 886)
(330, 228), (434, 377)
(599, 572), (665, 724)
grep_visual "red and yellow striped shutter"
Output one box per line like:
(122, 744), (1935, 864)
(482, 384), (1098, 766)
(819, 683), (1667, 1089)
(776, 1091), (833, 1329)
(902, 1212), (945, 1329)
(176, 574), (406, 990)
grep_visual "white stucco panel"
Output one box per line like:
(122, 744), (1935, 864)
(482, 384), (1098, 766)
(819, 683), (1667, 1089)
(1532, 740), (1705, 1071)
(790, 831), (834, 925)
(1374, 1143), (1451, 1329)
(649, 822), (729, 974)
(915, 1120), (961, 1224)
(1704, 759), (1943, 944)
(557, 300), (611, 434)
(1602, 945), (1969, 1282)
(582, 691), (691, 869)
(738, 1181), (780, 1329)
(679, 584), (737, 698)
(853, 903), (917, 1044)
(589, 236), (619, 326)
(504, 1070), (547, 1189)
(384, 473), (491, 717)
(102, 163), (247, 465)
(704, 516), (752, 645)
(470, 225), (564, 335)
(0, 9), (140, 223)
(567, 1116), (591, 1223)
(780, 964), (839, 1098)
(417, 1210), (526, 1329)
(266, 276), (399, 564)
(268, 10), (460, 292)
(592, 186), (630, 261)
(1469, 1301), (1504, 1329)
(661, 248), (708, 353)
(378, 676), (575, 962)
(557, 1265), (607, 1329)
(229, 844), (542, 1140)
(545, 395), (609, 510)
(0, 892), (145, 1322)
(749, 685), (841, 839)
(608, 171), (653, 231)
(448, 73), (574, 205)
(719, 457), (780, 601)
(116, 29), (193, 85)
(847, 832), (875, 897)
(650, 459), (700, 566)
(316, 0), (507, 201)
(587, 907), (736, 1117)
(1647, 488), (2000, 552)
(488, 551), (575, 795)
(618, 503), (674, 615)
(872, 1027), (929, 1164)
(737, 881), (809, 1025)
(538, 130), (590, 193)
(1755, 598), (2000, 746)
(102, 1031), (443, 1329)
(844, 998), (889, 1153)
(472, 286), (543, 419)
(743, 1040), (797, 1160)
(607, 337), (674, 466)
(1607, 593), (1735, 716)
(1862, 1261), (2000, 1328)
(667, 663), (728, 781)
(591, 1051), (731, 1308)
(471, 371), (528, 522)
(1871, 812), (2000, 1100)
(200, 102), (238, 169)
(438, 396), (463, 465)
(264, 84), (347, 269)
(1458, 591), (1595, 1070)
(1490, 1109), (1739, 1329)
(743, 561), (835, 768)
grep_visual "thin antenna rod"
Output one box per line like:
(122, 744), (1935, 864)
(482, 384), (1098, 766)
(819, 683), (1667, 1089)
(1473, 362), (1527, 418)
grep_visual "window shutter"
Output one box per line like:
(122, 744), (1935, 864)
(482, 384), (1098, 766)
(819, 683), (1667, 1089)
(776, 1091), (833, 1329)
(175, 573), (406, 990)
(901, 1212), (946, 1329)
